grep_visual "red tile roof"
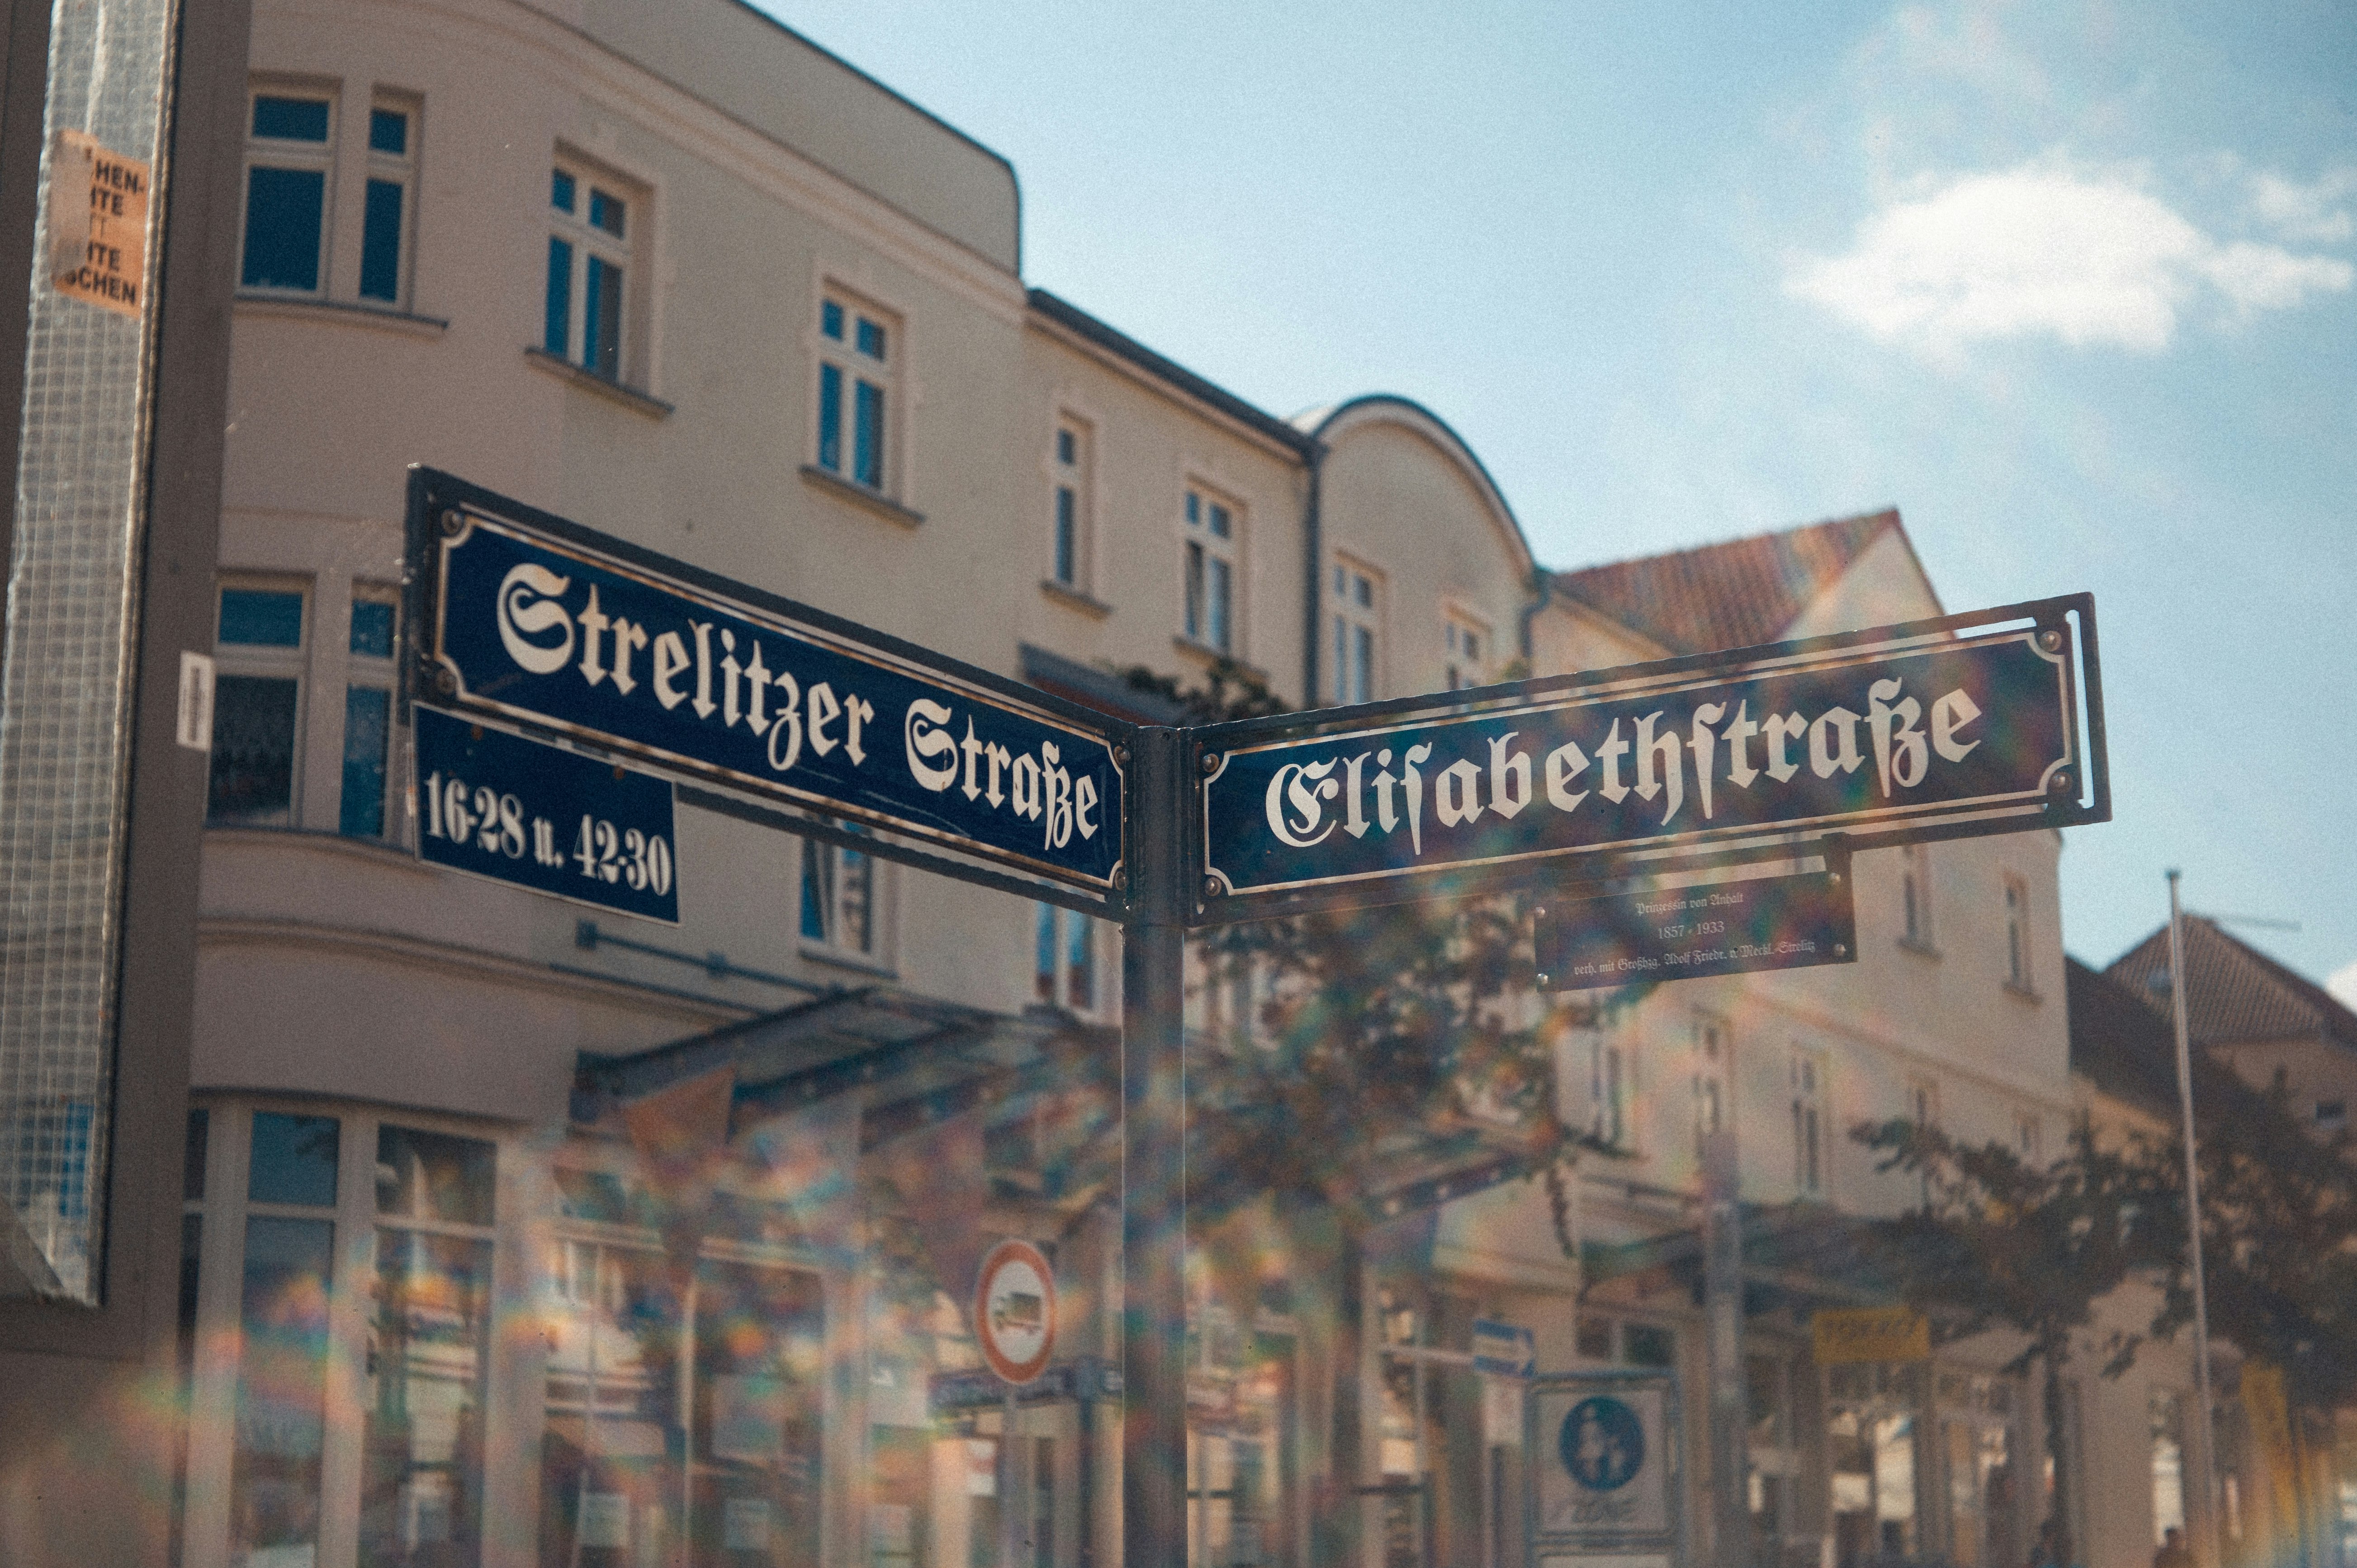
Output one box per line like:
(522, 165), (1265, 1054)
(1547, 510), (1907, 656)
(2106, 916), (2357, 1051)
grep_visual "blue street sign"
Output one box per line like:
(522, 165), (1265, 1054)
(1472, 1318), (1536, 1378)
(409, 471), (1124, 896)
(414, 706), (680, 923)
(1199, 596), (2104, 917)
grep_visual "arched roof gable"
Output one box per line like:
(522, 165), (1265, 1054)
(1297, 396), (1535, 581)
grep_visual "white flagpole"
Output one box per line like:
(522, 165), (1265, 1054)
(2167, 871), (2221, 1568)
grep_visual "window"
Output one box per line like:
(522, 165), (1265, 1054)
(359, 101), (415, 304)
(2316, 1101), (2348, 1134)
(210, 584), (307, 826)
(1694, 1013), (1730, 1148)
(1444, 610), (1489, 691)
(342, 594), (396, 837)
(546, 162), (636, 381)
(180, 1105), (501, 1568)
(2004, 877), (2032, 991)
(1591, 1034), (1628, 1148)
(1050, 420), (1092, 590)
(1792, 1050), (1825, 1196)
(2150, 1390), (2187, 1545)
(2015, 1112), (2043, 1163)
(1900, 844), (1935, 950)
(1183, 488), (1239, 654)
(1908, 1078), (1940, 1131)
(1622, 1322), (1675, 1368)
(1331, 559), (1380, 704)
(1034, 903), (1103, 1015)
(815, 291), (895, 491)
(800, 837), (882, 961)
(241, 90), (335, 293)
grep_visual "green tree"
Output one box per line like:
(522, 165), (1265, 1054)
(1853, 1115), (2144, 1568)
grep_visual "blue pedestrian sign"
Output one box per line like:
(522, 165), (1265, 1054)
(1528, 1370), (1680, 1563)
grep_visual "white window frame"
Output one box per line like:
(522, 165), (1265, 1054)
(357, 93), (418, 307)
(1694, 1011), (1730, 1149)
(546, 154), (643, 384)
(180, 1097), (505, 1568)
(2014, 1111), (2043, 1163)
(1792, 1048), (1826, 1196)
(1899, 843), (1936, 952)
(1443, 606), (1491, 691)
(339, 586), (398, 839)
(1592, 1034), (1629, 1149)
(2003, 876), (2034, 992)
(1048, 415), (1095, 593)
(210, 577), (312, 827)
(799, 835), (894, 970)
(239, 83), (338, 297)
(1181, 485), (1243, 657)
(1330, 556), (1382, 705)
(812, 284), (901, 496)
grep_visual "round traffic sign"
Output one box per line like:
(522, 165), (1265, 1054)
(974, 1238), (1056, 1384)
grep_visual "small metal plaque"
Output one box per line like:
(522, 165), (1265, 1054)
(414, 706), (679, 923)
(1534, 867), (1853, 991)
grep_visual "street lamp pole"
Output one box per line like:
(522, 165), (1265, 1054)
(2166, 870), (2222, 1568)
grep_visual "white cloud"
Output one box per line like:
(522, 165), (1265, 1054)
(2332, 959), (2357, 1015)
(1790, 161), (2354, 355)
(2249, 167), (2357, 245)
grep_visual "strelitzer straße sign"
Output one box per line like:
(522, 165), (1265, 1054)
(1200, 595), (2103, 916)
(408, 470), (1123, 894)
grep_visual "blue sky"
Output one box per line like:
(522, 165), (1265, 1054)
(760, 0), (2357, 994)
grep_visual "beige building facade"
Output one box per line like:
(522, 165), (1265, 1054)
(142, 3), (2194, 1568)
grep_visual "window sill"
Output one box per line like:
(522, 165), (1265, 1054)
(1171, 636), (1271, 684)
(797, 942), (897, 979)
(1040, 579), (1112, 619)
(235, 292), (449, 338)
(798, 464), (923, 529)
(523, 347), (674, 419)
(1897, 936), (1941, 960)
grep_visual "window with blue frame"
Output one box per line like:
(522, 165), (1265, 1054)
(241, 91), (334, 293)
(358, 103), (415, 304)
(814, 292), (895, 492)
(545, 161), (636, 381)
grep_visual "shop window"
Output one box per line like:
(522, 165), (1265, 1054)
(1034, 902), (1102, 1015)
(210, 583), (307, 826)
(1050, 419), (1092, 591)
(546, 161), (640, 382)
(242, 89), (335, 293)
(1331, 559), (1380, 704)
(360, 101), (416, 304)
(1575, 1316), (1612, 1362)
(1621, 1322), (1675, 1368)
(232, 1110), (341, 1567)
(1443, 609), (1488, 691)
(540, 1164), (824, 1568)
(1183, 488), (1240, 655)
(801, 836), (886, 963)
(1829, 1368), (1923, 1568)
(815, 290), (897, 491)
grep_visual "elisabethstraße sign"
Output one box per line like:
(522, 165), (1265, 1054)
(408, 470), (1125, 896)
(1199, 595), (2105, 916)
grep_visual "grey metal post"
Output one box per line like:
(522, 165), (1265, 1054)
(1122, 727), (1190, 1568)
(1703, 1125), (1747, 1568)
(2166, 872), (2221, 1568)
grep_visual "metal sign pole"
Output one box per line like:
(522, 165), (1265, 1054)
(1122, 726), (1191, 1568)
(1703, 1126), (1746, 1568)
(2166, 871), (2222, 1568)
